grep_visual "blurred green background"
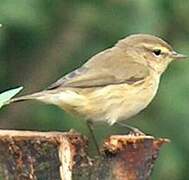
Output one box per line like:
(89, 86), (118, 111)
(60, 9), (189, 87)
(0, 0), (189, 179)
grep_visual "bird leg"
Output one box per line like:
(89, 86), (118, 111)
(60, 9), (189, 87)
(86, 120), (101, 155)
(116, 122), (145, 136)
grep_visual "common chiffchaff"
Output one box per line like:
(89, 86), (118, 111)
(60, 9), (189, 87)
(10, 34), (187, 128)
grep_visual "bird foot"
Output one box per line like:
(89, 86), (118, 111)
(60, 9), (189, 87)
(116, 122), (145, 136)
(128, 128), (145, 136)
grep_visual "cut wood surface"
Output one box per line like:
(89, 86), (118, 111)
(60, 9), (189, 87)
(0, 130), (169, 180)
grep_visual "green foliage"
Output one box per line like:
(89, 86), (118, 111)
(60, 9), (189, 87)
(0, 87), (23, 108)
(0, 1), (188, 179)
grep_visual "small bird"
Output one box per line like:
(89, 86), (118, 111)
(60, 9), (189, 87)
(9, 34), (187, 134)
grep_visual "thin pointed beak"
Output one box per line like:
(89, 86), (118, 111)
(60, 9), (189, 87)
(171, 51), (188, 60)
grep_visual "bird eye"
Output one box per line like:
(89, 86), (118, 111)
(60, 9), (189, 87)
(153, 49), (161, 56)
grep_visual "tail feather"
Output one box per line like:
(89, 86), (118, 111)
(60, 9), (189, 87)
(8, 91), (47, 104)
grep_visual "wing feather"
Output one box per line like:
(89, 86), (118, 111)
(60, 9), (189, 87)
(47, 47), (149, 89)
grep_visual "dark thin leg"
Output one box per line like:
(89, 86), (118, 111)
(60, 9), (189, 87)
(116, 122), (145, 135)
(86, 120), (100, 155)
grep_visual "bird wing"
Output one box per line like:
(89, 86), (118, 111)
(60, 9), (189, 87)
(47, 48), (149, 89)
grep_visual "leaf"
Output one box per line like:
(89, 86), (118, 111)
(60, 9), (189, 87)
(0, 87), (23, 109)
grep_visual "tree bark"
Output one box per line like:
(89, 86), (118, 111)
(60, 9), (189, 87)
(0, 130), (169, 180)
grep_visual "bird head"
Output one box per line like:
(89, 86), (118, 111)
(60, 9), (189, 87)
(116, 34), (187, 74)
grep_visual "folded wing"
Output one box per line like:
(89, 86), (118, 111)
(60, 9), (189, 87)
(47, 48), (149, 89)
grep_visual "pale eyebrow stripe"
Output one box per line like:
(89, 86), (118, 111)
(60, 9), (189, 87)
(142, 43), (171, 53)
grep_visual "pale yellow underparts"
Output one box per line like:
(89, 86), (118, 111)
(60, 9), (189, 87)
(37, 70), (160, 125)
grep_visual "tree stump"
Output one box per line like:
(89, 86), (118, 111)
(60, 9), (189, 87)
(0, 130), (169, 180)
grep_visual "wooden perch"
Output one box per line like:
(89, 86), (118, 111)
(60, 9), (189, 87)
(0, 130), (169, 180)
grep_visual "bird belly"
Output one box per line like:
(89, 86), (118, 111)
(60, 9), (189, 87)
(42, 74), (160, 125)
(86, 76), (159, 125)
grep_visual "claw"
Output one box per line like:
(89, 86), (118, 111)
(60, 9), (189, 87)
(116, 122), (146, 136)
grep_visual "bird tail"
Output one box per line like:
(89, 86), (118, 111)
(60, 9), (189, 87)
(7, 91), (48, 104)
